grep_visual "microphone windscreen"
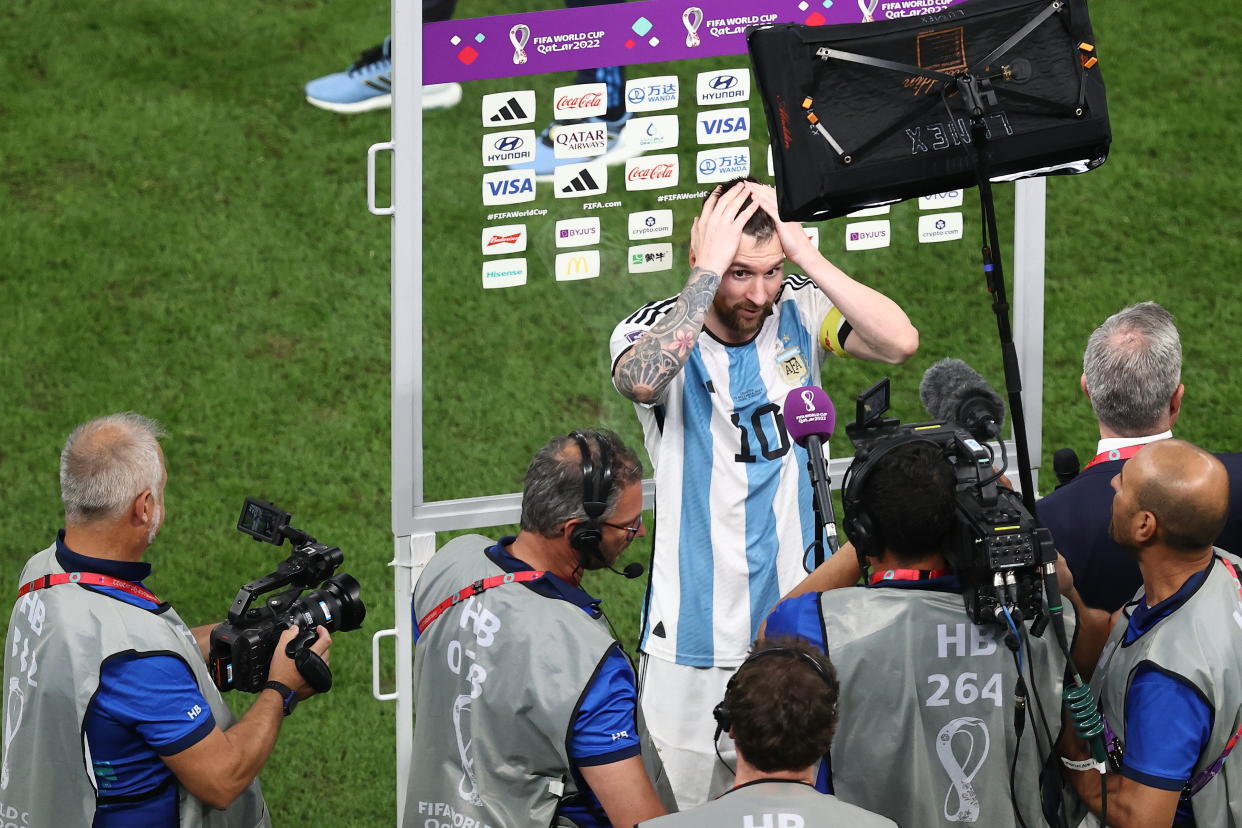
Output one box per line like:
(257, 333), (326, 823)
(1053, 448), (1080, 483)
(622, 562), (645, 579)
(784, 386), (836, 447)
(920, 358), (1005, 430)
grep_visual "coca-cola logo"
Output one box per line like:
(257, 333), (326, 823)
(627, 163), (676, 181)
(557, 92), (604, 109)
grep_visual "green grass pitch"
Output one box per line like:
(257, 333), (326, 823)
(1, 0), (1239, 823)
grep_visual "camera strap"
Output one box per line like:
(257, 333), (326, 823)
(417, 570), (545, 634)
(17, 572), (161, 605)
(869, 568), (948, 584)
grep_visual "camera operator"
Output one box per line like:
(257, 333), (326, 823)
(406, 429), (672, 827)
(763, 439), (1081, 827)
(1, 413), (331, 828)
(639, 637), (894, 827)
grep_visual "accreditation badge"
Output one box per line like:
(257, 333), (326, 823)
(776, 346), (809, 386)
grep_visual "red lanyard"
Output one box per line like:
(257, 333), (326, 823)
(417, 570), (545, 634)
(1082, 443), (1147, 470)
(17, 572), (161, 605)
(869, 568), (949, 584)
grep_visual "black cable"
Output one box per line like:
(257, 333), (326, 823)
(1020, 624), (1072, 828)
(1003, 626), (1031, 828)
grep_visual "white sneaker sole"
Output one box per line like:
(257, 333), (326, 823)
(304, 83), (462, 114)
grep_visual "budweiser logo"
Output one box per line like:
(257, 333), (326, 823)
(557, 92), (603, 109)
(628, 163), (676, 181)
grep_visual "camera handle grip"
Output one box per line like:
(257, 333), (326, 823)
(287, 628), (334, 694)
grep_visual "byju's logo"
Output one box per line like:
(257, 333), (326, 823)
(555, 162), (607, 198)
(625, 155), (679, 192)
(480, 224), (528, 255)
(624, 76), (679, 112)
(555, 217), (601, 249)
(553, 83), (607, 119)
(482, 170), (536, 206)
(481, 129), (535, 166)
(627, 115), (678, 151)
(555, 250), (601, 282)
(628, 209), (673, 240)
(696, 69), (750, 105)
(481, 90), (536, 126)
(844, 219), (891, 251)
(696, 147), (749, 183)
(695, 107), (750, 145)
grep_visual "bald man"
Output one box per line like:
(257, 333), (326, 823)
(1060, 440), (1242, 827)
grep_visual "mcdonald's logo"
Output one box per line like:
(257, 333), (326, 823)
(555, 250), (600, 282)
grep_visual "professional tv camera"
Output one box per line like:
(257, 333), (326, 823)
(843, 378), (1057, 630)
(209, 498), (365, 693)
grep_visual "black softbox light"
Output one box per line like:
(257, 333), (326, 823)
(748, 0), (1110, 220)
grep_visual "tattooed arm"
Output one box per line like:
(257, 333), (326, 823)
(613, 265), (720, 404)
(612, 184), (760, 404)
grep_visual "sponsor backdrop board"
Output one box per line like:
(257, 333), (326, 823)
(427, 0), (969, 295)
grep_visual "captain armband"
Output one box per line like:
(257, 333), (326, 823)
(819, 307), (854, 358)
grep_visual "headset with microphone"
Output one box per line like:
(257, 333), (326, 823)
(712, 646), (837, 747)
(568, 431), (644, 579)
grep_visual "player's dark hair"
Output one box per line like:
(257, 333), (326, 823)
(728, 637), (839, 772)
(705, 176), (776, 242)
(859, 441), (958, 564)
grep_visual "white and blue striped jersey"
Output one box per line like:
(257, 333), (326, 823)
(610, 277), (845, 667)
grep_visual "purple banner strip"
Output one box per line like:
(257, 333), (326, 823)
(424, 0), (965, 84)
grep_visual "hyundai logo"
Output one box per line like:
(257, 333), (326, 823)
(494, 136), (523, 151)
(708, 75), (738, 90)
(627, 87), (646, 103)
(699, 158), (718, 174)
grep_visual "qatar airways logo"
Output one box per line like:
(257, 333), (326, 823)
(625, 154), (679, 191)
(553, 82), (607, 119)
(551, 123), (607, 159)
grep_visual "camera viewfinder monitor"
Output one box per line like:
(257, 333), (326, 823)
(855, 378), (891, 428)
(237, 498), (290, 545)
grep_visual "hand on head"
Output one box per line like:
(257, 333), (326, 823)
(690, 183), (762, 276)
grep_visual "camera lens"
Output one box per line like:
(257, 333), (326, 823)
(290, 573), (366, 633)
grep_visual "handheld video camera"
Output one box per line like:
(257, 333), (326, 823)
(208, 498), (366, 693)
(845, 379), (1055, 630)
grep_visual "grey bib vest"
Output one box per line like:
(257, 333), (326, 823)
(0, 544), (269, 828)
(406, 535), (671, 827)
(819, 585), (1073, 827)
(1093, 550), (1242, 827)
(640, 779), (896, 827)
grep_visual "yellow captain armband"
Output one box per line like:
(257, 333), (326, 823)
(819, 306), (854, 358)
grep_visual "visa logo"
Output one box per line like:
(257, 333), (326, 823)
(482, 170), (536, 206)
(696, 107), (751, 145)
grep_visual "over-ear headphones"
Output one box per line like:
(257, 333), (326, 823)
(568, 431), (614, 564)
(712, 647), (835, 738)
(841, 433), (941, 571)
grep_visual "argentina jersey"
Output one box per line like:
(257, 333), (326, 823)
(610, 276), (843, 667)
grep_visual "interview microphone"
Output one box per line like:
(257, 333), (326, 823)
(919, 358), (1006, 441)
(783, 386), (839, 560)
(1053, 448), (1080, 488)
(608, 562), (645, 579)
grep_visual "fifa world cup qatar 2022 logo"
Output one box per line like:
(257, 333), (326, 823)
(682, 7), (703, 47)
(509, 24), (530, 65)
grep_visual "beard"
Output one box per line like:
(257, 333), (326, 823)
(713, 298), (774, 337)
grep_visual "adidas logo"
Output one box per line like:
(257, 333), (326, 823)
(481, 90), (536, 126)
(490, 97), (528, 122)
(554, 162), (607, 198)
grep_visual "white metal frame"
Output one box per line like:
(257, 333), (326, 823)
(373, 3), (1047, 823)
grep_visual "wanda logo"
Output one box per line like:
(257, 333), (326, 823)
(557, 92), (604, 109)
(628, 163), (675, 181)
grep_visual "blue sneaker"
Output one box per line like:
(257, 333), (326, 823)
(509, 113), (640, 180)
(304, 38), (463, 113)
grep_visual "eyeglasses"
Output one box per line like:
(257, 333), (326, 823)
(602, 514), (644, 541)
